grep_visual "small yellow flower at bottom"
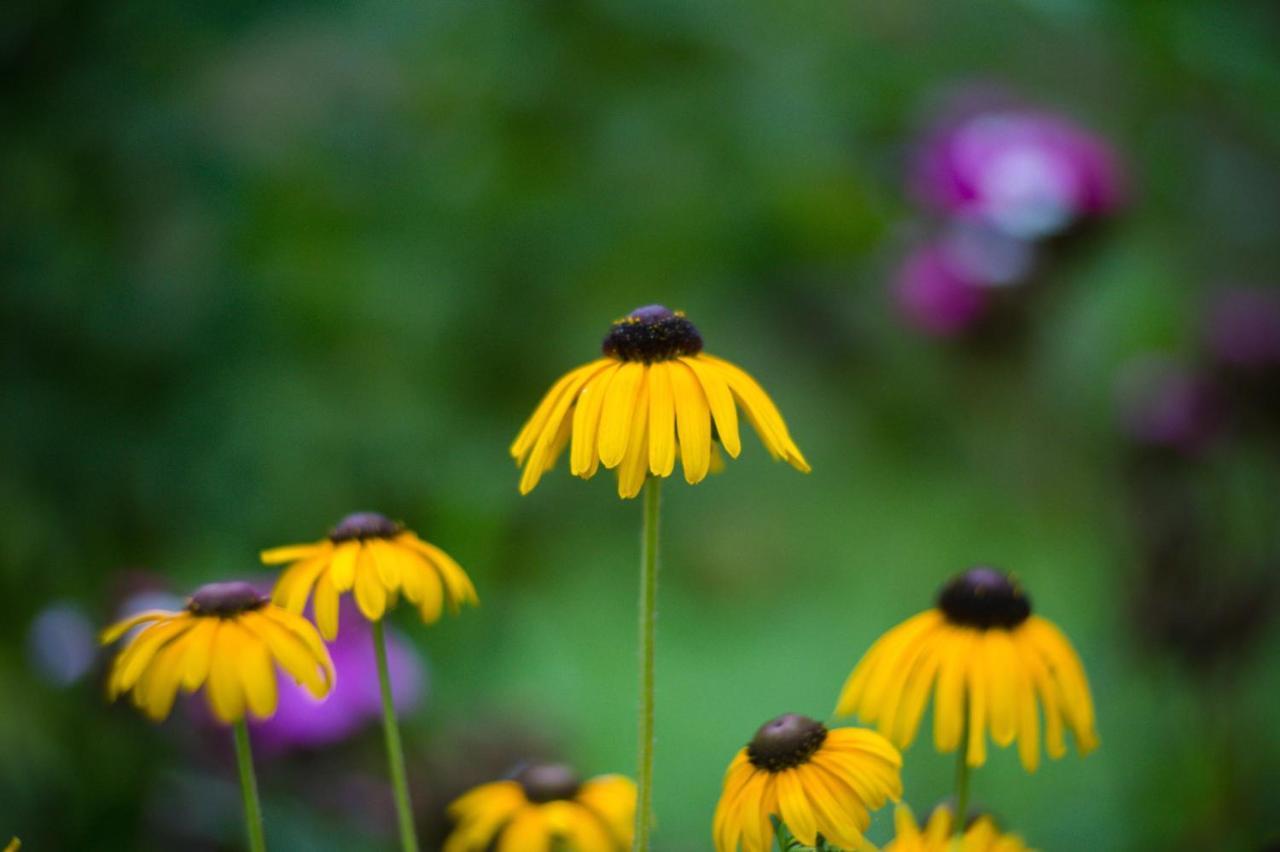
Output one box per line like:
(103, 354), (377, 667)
(101, 581), (334, 724)
(4, 837), (19, 852)
(884, 805), (1035, 852)
(713, 714), (902, 852)
(445, 764), (635, 852)
(262, 511), (477, 640)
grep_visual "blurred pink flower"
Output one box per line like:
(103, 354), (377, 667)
(1206, 288), (1280, 369)
(1117, 358), (1223, 454)
(892, 242), (988, 337)
(911, 96), (1125, 239)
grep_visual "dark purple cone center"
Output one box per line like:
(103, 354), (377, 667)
(329, 511), (401, 542)
(601, 304), (703, 363)
(937, 566), (1032, 629)
(515, 763), (581, 803)
(747, 713), (827, 772)
(187, 581), (268, 617)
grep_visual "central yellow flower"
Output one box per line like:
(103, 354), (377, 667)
(262, 511), (478, 639)
(512, 305), (810, 498)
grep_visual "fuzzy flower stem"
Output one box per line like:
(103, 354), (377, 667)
(232, 721), (267, 852)
(953, 705), (972, 850)
(374, 619), (419, 852)
(635, 477), (662, 850)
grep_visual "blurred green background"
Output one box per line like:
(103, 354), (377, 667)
(4, 0), (1280, 849)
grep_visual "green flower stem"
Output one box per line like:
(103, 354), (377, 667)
(635, 477), (662, 851)
(373, 619), (419, 852)
(232, 720), (266, 852)
(953, 708), (971, 849)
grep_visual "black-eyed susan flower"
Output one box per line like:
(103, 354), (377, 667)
(262, 511), (477, 640)
(713, 714), (902, 852)
(511, 304), (810, 499)
(835, 567), (1098, 773)
(884, 805), (1034, 852)
(101, 581), (334, 724)
(4, 838), (18, 852)
(102, 580), (333, 852)
(445, 763), (636, 852)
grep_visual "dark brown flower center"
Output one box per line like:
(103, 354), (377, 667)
(187, 581), (268, 617)
(937, 567), (1032, 629)
(515, 763), (580, 804)
(746, 713), (827, 772)
(329, 511), (402, 542)
(601, 305), (703, 363)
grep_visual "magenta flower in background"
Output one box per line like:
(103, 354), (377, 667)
(893, 241), (988, 337)
(1206, 288), (1280, 369)
(248, 599), (426, 754)
(911, 95), (1125, 239)
(1117, 358), (1224, 455)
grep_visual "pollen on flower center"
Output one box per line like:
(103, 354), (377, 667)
(747, 713), (828, 772)
(514, 763), (581, 803)
(187, 581), (269, 617)
(937, 566), (1032, 629)
(601, 304), (704, 363)
(329, 511), (402, 542)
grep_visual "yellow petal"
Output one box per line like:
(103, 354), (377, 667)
(596, 361), (645, 469)
(206, 625), (247, 723)
(496, 805), (550, 852)
(271, 554), (329, 613)
(520, 361), (610, 493)
(259, 542), (327, 565)
(329, 541), (360, 592)
(511, 360), (607, 462)
(354, 546), (388, 621)
(646, 361), (677, 477)
(240, 610), (332, 699)
(231, 622), (278, 719)
(616, 369), (651, 499)
(570, 364), (619, 477)
(100, 610), (175, 645)
(776, 769), (818, 847)
(314, 570), (340, 640)
(683, 355), (741, 458)
(701, 353), (809, 472)
(669, 359), (712, 484)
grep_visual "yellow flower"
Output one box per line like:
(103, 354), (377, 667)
(262, 512), (478, 640)
(511, 305), (810, 499)
(713, 714), (901, 852)
(835, 567), (1098, 772)
(101, 581), (334, 724)
(4, 838), (19, 852)
(445, 764), (635, 852)
(884, 805), (1034, 852)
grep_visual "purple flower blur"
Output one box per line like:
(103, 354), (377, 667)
(1117, 358), (1223, 455)
(248, 599), (426, 754)
(893, 241), (988, 337)
(911, 95), (1125, 239)
(1206, 288), (1280, 369)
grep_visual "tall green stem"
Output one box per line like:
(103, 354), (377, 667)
(232, 720), (266, 852)
(953, 704), (971, 849)
(634, 477), (662, 851)
(373, 619), (419, 852)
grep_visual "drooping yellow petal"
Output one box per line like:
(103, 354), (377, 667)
(683, 355), (741, 458)
(596, 361), (645, 469)
(646, 361), (678, 477)
(206, 625), (247, 723)
(100, 610), (173, 645)
(520, 362), (611, 493)
(241, 610), (332, 699)
(329, 541), (360, 592)
(135, 630), (191, 721)
(511, 360), (609, 463)
(701, 353), (809, 472)
(178, 618), (219, 692)
(576, 775), (636, 846)
(272, 554), (329, 613)
(932, 626), (971, 753)
(232, 623), (278, 719)
(616, 370), (651, 499)
(401, 534), (478, 610)
(354, 545), (388, 621)
(966, 654), (988, 767)
(496, 805), (551, 852)
(776, 769), (818, 847)
(259, 542), (327, 565)
(570, 364), (619, 477)
(109, 617), (192, 698)
(313, 570), (340, 640)
(984, 631), (1019, 747)
(669, 359), (712, 484)
(795, 765), (862, 850)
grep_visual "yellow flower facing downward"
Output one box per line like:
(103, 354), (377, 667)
(101, 581), (334, 724)
(4, 838), (19, 852)
(836, 567), (1098, 773)
(262, 511), (478, 640)
(884, 805), (1035, 852)
(512, 305), (810, 498)
(445, 764), (635, 852)
(713, 714), (902, 852)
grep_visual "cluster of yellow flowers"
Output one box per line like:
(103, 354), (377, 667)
(98, 305), (1096, 851)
